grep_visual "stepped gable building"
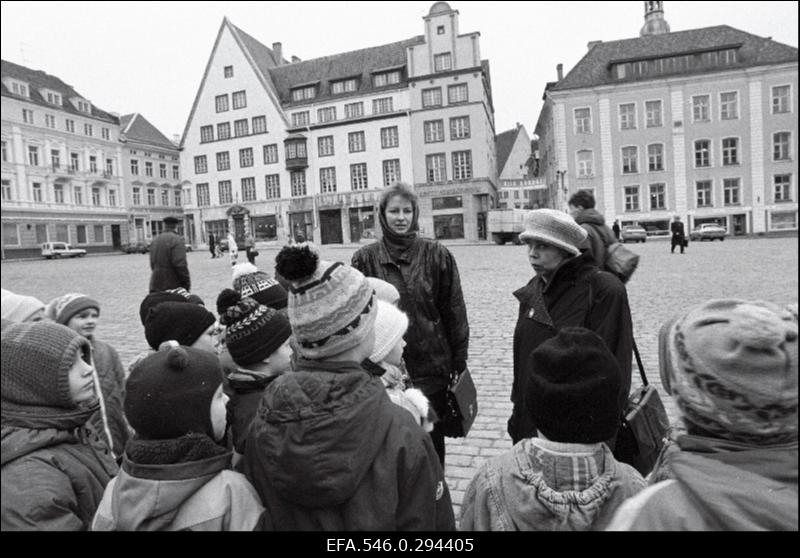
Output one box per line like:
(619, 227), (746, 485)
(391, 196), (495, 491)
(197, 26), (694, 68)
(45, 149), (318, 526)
(180, 1), (498, 245)
(536, 0), (798, 235)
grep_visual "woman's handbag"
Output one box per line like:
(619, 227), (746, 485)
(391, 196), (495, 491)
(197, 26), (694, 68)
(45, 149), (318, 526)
(441, 367), (478, 438)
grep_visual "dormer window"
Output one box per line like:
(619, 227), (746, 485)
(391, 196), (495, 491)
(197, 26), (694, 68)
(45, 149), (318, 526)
(373, 70), (401, 88)
(7, 79), (29, 97)
(331, 78), (358, 95)
(42, 90), (62, 106)
(291, 84), (317, 102)
(72, 98), (92, 114)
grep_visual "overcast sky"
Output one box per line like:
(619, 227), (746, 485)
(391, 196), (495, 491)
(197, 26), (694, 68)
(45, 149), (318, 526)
(2, 1), (797, 141)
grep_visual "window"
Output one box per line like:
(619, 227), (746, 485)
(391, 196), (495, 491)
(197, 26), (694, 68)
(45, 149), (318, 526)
(108, 189), (116, 206)
(65, 119), (75, 133)
(28, 145), (39, 166)
(71, 152), (80, 172)
(55, 224), (68, 242)
(106, 158), (114, 176)
(773, 132), (791, 161)
(239, 147), (254, 168)
(382, 159), (401, 186)
(224, 65), (233, 78)
(216, 151), (230, 171)
(450, 116), (470, 140)
(197, 183), (210, 207)
(318, 107), (336, 123)
(331, 78), (358, 94)
(434, 53), (452, 72)
(292, 111), (309, 127)
(693, 95), (710, 122)
(645, 100), (663, 128)
(622, 146), (638, 173)
(318, 136), (335, 157)
(159, 163), (167, 178)
(619, 103), (637, 130)
(1, 140), (8, 162)
(720, 91), (738, 120)
(252, 116), (267, 134)
(348, 131), (365, 153)
(426, 154), (447, 182)
(32, 182), (43, 202)
(291, 85), (316, 102)
(437, 25), (445, 35)
(774, 174), (792, 202)
(424, 120), (445, 143)
(723, 178), (740, 205)
(448, 84), (468, 104)
(45, 114), (56, 128)
(320, 167), (337, 193)
(241, 177), (256, 202)
(218, 180), (232, 204)
(624, 186), (640, 211)
(161, 189), (169, 206)
(217, 122), (231, 140)
(345, 102), (364, 119)
(183, 187), (191, 205)
(22, 109), (34, 124)
(232, 90), (247, 109)
(263, 144), (278, 164)
(10, 81), (28, 97)
(696, 180), (712, 207)
(286, 141), (307, 159)
(373, 71), (401, 87)
(694, 140), (711, 167)
(649, 183), (666, 210)
(89, 156), (98, 174)
(574, 108), (591, 134)
(772, 85), (791, 114)
(373, 98), (393, 114)
(47, 150), (59, 169)
(102, 128), (110, 140)
(145, 161), (153, 177)
(215, 94), (229, 112)
(433, 215), (464, 240)
(92, 225), (104, 243)
(172, 165), (179, 180)
(3, 223), (19, 245)
(1, 180), (12, 201)
(200, 125), (214, 143)
(422, 87), (442, 108)
(432, 196), (463, 210)
(174, 190), (181, 207)
(290, 171), (307, 196)
(54, 184), (64, 203)
(452, 151), (473, 180)
(648, 144), (664, 172)
(722, 137), (739, 166)
(351, 163), (368, 190)
(234, 119), (249, 137)
(74, 186), (83, 205)
(45, 91), (61, 105)
(132, 187), (141, 205)
(76, 225), (87, 244)
(265, 174), (280, 199)
(381, 126), (399, 148)
(147, 188), (156, 206)
(576, 150), (594, 177)
(770, 211), (798, 230)
(194, 155), (208, 174)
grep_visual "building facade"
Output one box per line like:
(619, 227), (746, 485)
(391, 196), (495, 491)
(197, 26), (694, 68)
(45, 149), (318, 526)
(1, 60), (128, 258)
(495, 124), (547, 209)
(535, 1), (798, 235)
(180, 1), (497, 246)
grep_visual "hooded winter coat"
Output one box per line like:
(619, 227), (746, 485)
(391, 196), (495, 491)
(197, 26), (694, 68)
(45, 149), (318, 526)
(607, 434), (798, 531)
(90, 338), (129, 458)
(241, 358), (455, 531)
(509, 251), (633, 443)
(460, 438), (645, 531)
(572, 208), (613, 268)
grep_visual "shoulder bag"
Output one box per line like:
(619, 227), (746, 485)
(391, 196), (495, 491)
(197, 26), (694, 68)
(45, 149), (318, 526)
(593, 223), (640, 283)
(441, 367), (478, 438)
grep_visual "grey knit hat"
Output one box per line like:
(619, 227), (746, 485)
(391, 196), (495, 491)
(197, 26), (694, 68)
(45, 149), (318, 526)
(518, 209), (587, 256)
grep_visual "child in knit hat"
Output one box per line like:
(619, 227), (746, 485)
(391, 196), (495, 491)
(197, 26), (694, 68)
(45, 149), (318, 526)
(608, 299), (798, 531)
(1, 321), (118, 530)
(46, 293), (129, 459)
(231, 262), (288, 311)
(240, 243), (454, 531)
(217, 290), (293, 465)
(460, 327), (645, 531)
(1, 288), (46, 323)
(92, 345), (264, 531)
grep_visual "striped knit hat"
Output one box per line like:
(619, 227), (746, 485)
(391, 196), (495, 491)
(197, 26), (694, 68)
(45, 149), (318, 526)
(219, 293), (292, 366)
(46, 293), (100, 325)
(275, 243), (376, 360)
(231, 262), (288, 310)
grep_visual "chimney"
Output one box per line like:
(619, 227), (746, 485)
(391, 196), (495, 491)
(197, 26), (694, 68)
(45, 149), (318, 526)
(291, 55), (301, 63)
(556, 64), (563, 81)
(272, 42), (283, 65)
(587, 40), (602, 50)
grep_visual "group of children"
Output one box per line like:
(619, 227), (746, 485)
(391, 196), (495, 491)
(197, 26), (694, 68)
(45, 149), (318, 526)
(1, 245), (797, 531)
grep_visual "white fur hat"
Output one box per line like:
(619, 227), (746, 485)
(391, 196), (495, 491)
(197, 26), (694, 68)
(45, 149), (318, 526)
(370, 300), (408, 363)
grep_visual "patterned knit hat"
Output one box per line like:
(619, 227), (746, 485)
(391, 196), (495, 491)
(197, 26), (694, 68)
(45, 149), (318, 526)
(45, 293), (100, 325)
(527, 327), (621, 443)
(1, 289), (45, 323)
(367, 278), (400, 305)
(232, 262), (288, 310)
(659, 299), (798, 445)
(518, 209), (587, 256)
(219, 293), (292, 366)
(370, 300), (408, 363)
(144, 301), (217, 350)
(275, 243), (376, 359)
(1, 321), (91, 411)
(125, 345), (222, 440)
(138, 287), (204, 325)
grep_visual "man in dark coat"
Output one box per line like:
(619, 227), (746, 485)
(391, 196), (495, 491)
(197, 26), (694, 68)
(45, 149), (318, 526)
(568, 190), (615, 268)
(149, 216), (191, 293)
(208, 232), (216, 259)
(670, 216), (685, 254)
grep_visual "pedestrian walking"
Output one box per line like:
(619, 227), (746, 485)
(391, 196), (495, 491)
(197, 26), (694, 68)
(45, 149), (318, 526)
(352, 182), (469, 468)
(568, 190), (615, 268)
(608, 299), (798, 531)
(670, 215), (686, 254)
(92, 345), (265, 531)
(148, 215), (191, 292)
(508, 209), (633, 445)
(241, 243), (454, 531)
(244, 232), (257, 265)
(208, 232), (216, 259)
(1, 321), (118, 530)
(461, 327), (645, 531)
(612, 220), (621, 240)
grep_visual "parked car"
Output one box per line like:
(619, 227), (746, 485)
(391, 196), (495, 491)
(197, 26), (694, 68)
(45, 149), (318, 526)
(620, 225), (647, 243)
(124, 241), (150, 254)
(41, 242), (87, 259)
(690, 223), (727, 241)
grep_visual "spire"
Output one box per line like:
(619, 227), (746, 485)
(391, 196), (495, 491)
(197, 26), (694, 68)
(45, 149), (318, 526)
(640, 1), (671, 37)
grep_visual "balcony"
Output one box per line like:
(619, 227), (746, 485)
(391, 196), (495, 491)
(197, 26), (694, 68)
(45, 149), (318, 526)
(285, 156), (308, 171)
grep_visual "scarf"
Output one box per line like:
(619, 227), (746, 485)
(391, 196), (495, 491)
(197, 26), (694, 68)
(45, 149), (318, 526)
(125, 432), (228, 465)
(378, 200), (419, 262)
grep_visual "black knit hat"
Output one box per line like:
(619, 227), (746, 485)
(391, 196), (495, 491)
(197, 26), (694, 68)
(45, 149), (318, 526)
(219, 294), (291, 366)
(144, 301), (216, 350)
(526, 327), (621, 443)
(231, 263), (288, 310)
(139, 288), (204, 325)
(125, 345), (223, 440)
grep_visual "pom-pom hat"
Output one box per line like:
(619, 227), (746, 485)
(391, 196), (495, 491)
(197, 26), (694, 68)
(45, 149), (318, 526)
(144, 301), (216, 350)
(232, 262), (288, 310)
(46, 293), (100, 325)
(518, 209), (587, 256)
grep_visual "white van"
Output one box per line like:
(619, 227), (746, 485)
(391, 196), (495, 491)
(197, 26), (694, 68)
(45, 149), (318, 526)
(41, 242), (87, 259)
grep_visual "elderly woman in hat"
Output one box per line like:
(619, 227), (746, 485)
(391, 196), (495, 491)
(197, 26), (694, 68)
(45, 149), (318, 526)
(508, 209), (633, 445)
